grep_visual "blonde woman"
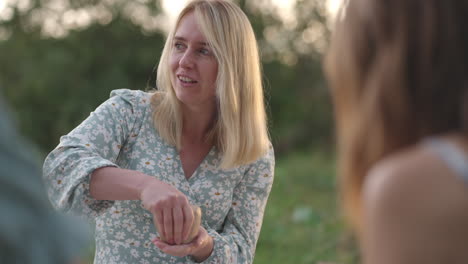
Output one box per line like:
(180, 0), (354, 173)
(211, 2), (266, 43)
(326, 0), (468, 263)
(43, 0), (274, 263)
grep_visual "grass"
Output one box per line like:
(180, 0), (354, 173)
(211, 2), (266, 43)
(254, 151), (359, 264)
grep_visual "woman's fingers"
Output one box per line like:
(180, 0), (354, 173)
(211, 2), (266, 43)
(182, 205), (194, 242)
(152, 227), (213, 258)
(154, 210), (165, 241)
(141, 181), (194, 245)
(153, 238), (194, 257)
(163, 207), (174, 244)
(173, 206), (184, 244)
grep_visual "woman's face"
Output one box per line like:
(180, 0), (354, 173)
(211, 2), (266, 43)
(170, 11), (219, 111)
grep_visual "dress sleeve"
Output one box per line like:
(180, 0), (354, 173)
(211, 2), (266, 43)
(196, 145), (275, 264)
(42, 89), (140, 218)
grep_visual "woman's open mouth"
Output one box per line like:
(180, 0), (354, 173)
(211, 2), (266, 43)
(178, 75), (198, 84)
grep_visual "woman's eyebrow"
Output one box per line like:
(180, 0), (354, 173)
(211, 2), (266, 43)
(174, 36), (208, 46)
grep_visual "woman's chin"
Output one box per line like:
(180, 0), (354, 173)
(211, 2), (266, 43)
(176, 93), (195, 104)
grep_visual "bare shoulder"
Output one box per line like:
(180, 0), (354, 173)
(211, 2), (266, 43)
(362, 144), (468, 263)
(364, 144), (468, 215)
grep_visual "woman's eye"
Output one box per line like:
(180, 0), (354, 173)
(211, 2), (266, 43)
(199, 48), (210, 55)
(174, 43), (184, 50)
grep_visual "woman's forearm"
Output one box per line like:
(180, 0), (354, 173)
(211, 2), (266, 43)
(90, 167), (155, 200)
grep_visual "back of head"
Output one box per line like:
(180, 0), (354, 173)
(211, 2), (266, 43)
(325, 0), (468, 231)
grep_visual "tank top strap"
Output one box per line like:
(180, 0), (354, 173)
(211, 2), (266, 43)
(424, 138), (468, 184)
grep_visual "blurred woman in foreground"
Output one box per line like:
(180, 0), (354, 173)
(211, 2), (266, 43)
(325, 0), (468, 263)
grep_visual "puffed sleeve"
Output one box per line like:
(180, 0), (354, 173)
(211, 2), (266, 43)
(196, 145), (275, 264)
(43, 89), (141, 218)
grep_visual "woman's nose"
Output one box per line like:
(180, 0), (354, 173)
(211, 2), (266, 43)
(179, 51), (194, 69)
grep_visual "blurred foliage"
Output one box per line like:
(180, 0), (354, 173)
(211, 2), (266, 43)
(0, 0), (333, 156)
(0, 1), (166, 154)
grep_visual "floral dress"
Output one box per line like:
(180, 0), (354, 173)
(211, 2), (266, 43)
(43, 89), (275, 264)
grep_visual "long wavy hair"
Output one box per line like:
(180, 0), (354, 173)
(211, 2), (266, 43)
(152, 0), (269, 169)
(325, 0), (468, 233)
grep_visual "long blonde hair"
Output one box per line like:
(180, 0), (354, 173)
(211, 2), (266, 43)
(152, 0), (269, 169)
(325, 0), (468, 233)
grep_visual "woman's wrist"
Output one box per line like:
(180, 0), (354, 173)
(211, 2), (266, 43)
(191, 235), (214, 262)
(136, 172), (159, 200)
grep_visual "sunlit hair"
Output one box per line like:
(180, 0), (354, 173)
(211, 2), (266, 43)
(325, 0), (468, 233)
(152, 0), (269, 169)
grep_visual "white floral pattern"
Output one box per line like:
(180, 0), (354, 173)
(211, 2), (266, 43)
(43, 89), (275, 264)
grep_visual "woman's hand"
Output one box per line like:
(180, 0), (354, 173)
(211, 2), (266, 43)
(139, 178), (194, 245)
(153, 226), (214, 262)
